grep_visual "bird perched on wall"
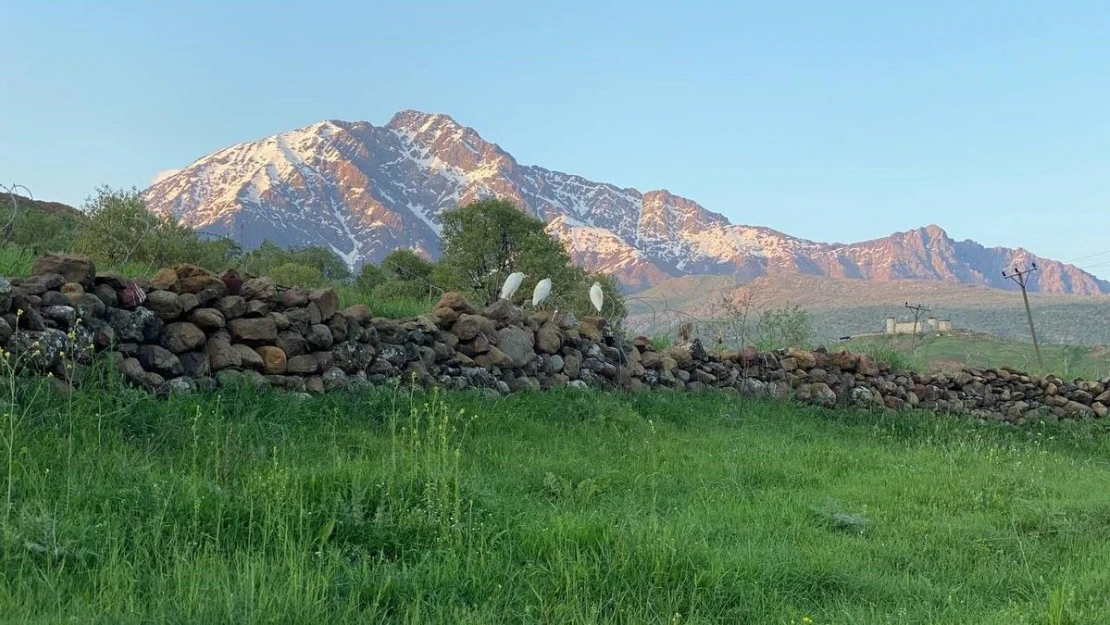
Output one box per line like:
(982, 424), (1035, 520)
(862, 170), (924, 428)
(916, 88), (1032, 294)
(532, 278), (552, 309)
(500, 271), (527, 300)
(589, 281), (604, 314)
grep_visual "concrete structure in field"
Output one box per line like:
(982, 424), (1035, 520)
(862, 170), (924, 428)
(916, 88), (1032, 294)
(885, 316), (953, 336)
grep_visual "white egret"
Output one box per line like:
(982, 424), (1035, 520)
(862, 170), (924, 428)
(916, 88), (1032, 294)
(532, 277), (552, 309)
(589, 281), (604, 314)
(500, 271), (527, 300)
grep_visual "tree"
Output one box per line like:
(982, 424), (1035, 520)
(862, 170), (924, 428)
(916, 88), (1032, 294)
(380, 249), (434, 282)
(355, 262), (385, 290)
(72, 185), (236, 270)
(436, 198), (626, 319)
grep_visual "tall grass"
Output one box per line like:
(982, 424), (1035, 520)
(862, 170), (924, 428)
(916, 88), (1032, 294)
(1, 369), (1109, 623)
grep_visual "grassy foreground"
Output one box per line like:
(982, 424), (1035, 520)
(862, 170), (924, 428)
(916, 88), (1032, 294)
(2, 375), (1110, 624)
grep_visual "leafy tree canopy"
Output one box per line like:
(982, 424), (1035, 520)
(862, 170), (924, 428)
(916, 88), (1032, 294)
(435, 197), (626, 320)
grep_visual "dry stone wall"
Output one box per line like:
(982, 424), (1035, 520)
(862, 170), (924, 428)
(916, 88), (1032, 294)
(3, 253), (1109, 424)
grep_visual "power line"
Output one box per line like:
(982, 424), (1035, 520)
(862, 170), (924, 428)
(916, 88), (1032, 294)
(1064, 249), (1110, 264)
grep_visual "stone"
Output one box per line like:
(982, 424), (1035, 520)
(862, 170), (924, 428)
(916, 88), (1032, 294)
(496, 326), (536, 368)
(216, 295), (247, 320)
(173, 265), (224, 295)
(435, 292), (476, 314)
(884, 395), (906, 411)
(188, 307), (226, 330)
(451, 314), (494, 341)
(233, 344), (265, 371)
(75, 293), (106, 319)
(1093, 402), (1108, 418)
(118, 281), (147, 309)
(849, 386), (875, 405)
(665, 344), (694, 369)
(89, 284), (117, 309)
(179, 352), (210, 377)
(205, 336), (241, 371)
(809, 382), (837, 407)
(145, 290), (183, 321)
(535, 323), (562, 354)
(287, 355), (318, 375)
(241, 277), (278, 303)
(308, 288), (339, 319)
(219, 269), (243, 295)
(276, 330), (308, 357)
(306, 323), (334, 350)
(332, 342), (374, 373)
(280, 288), (310, 308)
(137, 345), (183, 377)
(563, 353), (582, 379)
(255, 345), (288, 374)
(31, 253), (95, 288)
(340, 304), (373, 326)
(1063, 401), (1095, 419)
(578, 317), (603, 342)
(41, 291), (71, 308)
(150, 268), (178, 291)
(162, 322), (206, 353)
(42, 305), (78, 328)
(245, 300), (271, 318)
(105, 307), (163, 344)
(482, 299), (523, 326)
(228, 317), (278, 343)
(305, 376), (325, 394)
(641, 351), (663, 369)
(430, 306), (459, 329)
(322, 367), (348, 391)
(327, 314), (350, 343)
(487, 346), (514, 368)
(787, 348), (817, 370)
(167, 376), (197, 395)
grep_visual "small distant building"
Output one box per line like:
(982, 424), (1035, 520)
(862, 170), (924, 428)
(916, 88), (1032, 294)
(885, 316), (953, 335)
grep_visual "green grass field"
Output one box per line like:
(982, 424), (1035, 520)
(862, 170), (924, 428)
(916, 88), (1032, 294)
(841, 333), (1110, 381)
(2, 370), (1109, 624)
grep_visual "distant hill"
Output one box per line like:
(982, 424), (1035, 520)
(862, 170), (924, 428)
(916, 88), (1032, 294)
(629, 274), (1110, 346)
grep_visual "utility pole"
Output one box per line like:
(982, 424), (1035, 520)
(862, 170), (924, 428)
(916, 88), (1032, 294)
(1002, 263), (1044, 369)
(904, 302), (931, 352)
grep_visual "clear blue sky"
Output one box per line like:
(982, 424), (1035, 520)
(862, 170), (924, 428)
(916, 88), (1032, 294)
(3, 1), (1109, 278)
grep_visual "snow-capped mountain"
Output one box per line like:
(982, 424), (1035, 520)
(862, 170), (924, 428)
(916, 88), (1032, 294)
(143, 110), (1109, 295)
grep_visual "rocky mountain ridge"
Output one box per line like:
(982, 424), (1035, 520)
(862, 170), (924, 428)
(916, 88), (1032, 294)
(142, 110), (1109, 295)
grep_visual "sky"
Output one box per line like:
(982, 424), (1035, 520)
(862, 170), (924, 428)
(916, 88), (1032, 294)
(3, 0), (1109, 278)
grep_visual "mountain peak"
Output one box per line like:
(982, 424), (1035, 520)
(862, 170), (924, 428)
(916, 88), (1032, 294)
(387, 109), (463, 133)
(141, 109), (1110, 296)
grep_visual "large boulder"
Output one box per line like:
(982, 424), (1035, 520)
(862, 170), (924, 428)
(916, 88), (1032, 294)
(228, 317), (278, 343)
(241, 277), (278, 303)
(496, 326), (536, 368)
(137, 345), (183, 377)
(188, 307), (226, 330)
(451, 314), (494, 342)
(31, 253), (96, 288)
(309, 288), (339, 320)
(145, 290), (183, 321)
(255, 346), (288, 375)
(173, 264), (225, 295)
(162, 322), (207, 354)
(435, 292), (477, 314)
(535, 323), (562, 354)
(205, 335), (241, 371)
